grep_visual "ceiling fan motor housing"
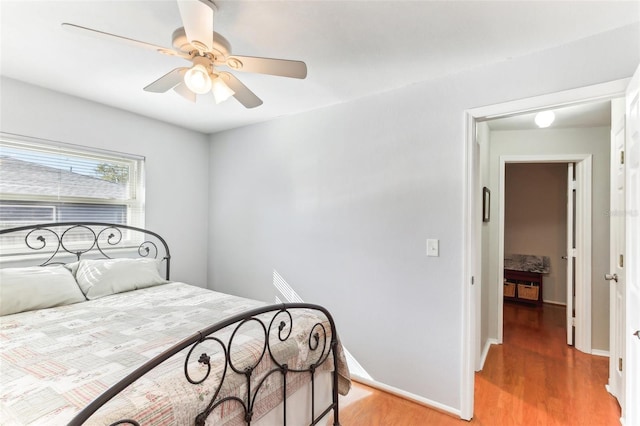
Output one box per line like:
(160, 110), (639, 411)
(62, 0), (306, 109)
(171, 27), (232, 63)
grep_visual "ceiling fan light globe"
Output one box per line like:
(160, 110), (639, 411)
(212, 77), (235, 104)
(184, 64), (212, 94)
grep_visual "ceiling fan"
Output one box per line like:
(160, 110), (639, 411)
(62, 0), (307, 109)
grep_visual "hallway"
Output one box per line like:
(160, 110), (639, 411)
(339, 302), (621, 425)
(474, 302), (621, 425)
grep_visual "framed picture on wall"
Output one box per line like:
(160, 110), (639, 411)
(483, 187), (490, 222)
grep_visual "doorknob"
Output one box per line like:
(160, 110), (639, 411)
(634, 330), (640, 340)
(561, 256), (568, 260)
(604, 273), (618, 282)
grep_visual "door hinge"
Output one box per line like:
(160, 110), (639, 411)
(620, 254), (624, 268)
(619, 357), (623, 372)
(621, 150), (625, 165)
(570, 179), (577, 190)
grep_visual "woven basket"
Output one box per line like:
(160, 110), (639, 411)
(504, 282), (516, 298)
(517, 284), (539, 301)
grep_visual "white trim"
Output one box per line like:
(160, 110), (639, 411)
(606, 383), (613, 395)
(473, 79), (630, 120)
(460, 112), (476, 420)
(500, 154), (593, 163)
(567, 162), (575, 346)
(479, 338), (499, 371)
(498, 159), (506, 343)
(351, 376), (461, 418)
(575, 157), (593, 353)
(464, 78), (629, 419)
(543, 300), (567, 307)
(591, 349), (610, 358)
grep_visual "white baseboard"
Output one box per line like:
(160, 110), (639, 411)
(591, 349), (610, 357)
(605, 383), (613, 396)
(351, 375), (461, 419)
(604, 383), (625, 425)
(478, 338), (499, 371)
(542, 299), (567, 306)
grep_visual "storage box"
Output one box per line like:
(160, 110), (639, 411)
(517, 284), (539, 301)
(504, 282), (516, 298)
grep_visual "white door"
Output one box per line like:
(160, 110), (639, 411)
(624, 64), (640, 426)
(607, 98), (625, 413)
(566, 163), (576, 346)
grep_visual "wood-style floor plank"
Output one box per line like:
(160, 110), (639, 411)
(338, 302), (621, 425)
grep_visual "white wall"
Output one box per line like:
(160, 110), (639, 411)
(208, 24), (639, 411)
(489, 127), (611, 351)
(0, 77), (210, 287)
(504, 163), (568, 304)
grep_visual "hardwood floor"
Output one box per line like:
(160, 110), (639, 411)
(338, 302), (621, 425)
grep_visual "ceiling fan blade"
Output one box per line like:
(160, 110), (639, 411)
(173, 82), (197, 102)
(225, 56), (307, 79)
(219, 72), (263, 109)
(144, 68), (188, 93)
(177, 0), (215, 52)
(62, 23), (189, 59)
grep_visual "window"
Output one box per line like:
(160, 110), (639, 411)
(0, 133), (145, 230)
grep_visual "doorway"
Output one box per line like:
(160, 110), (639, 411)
(461, 78), (631, 420)
(503, 162), (569, 310)
(495, 152), (594, 353)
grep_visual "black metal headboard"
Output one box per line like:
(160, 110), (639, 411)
(0, 222), (171, 280)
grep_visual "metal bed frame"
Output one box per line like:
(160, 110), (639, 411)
(0, 222), (341, 426)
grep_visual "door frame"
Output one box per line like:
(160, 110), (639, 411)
(498, 154), (592, 351)
(462, 78), (630, 419)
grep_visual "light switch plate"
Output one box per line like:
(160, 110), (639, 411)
(427, 239), (439, 257)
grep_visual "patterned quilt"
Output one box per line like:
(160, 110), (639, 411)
(0, 282), (350, 425)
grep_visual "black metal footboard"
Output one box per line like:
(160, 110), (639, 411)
(67, 303), (342, 426)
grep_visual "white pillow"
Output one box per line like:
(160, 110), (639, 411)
(64, 261), (80, 276)
(0, 266), (86, 316)
(75, 258), (168, 300)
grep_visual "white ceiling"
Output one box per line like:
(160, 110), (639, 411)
(1, 1), (638, 134)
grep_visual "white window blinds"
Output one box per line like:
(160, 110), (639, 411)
(0, 134), (145, 230)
